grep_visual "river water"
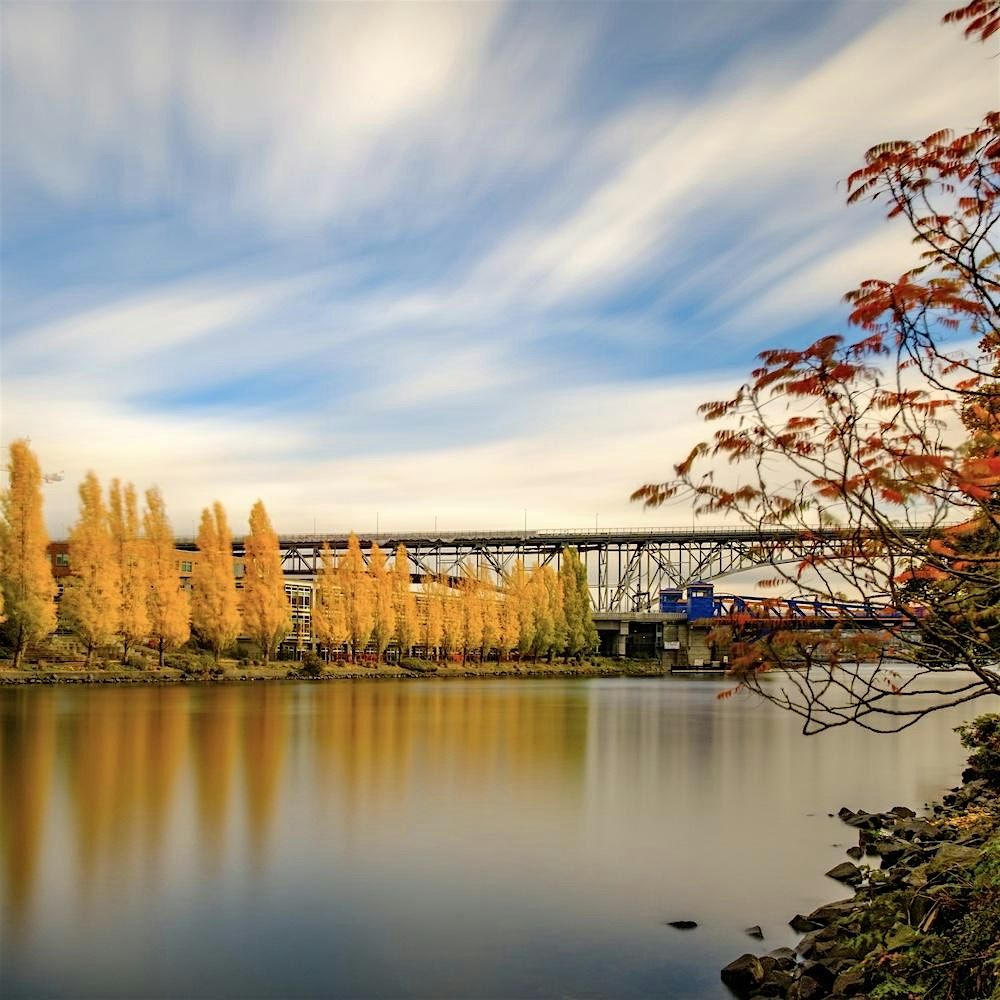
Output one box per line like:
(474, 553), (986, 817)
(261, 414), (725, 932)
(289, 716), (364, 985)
(0, 676), (990, 998)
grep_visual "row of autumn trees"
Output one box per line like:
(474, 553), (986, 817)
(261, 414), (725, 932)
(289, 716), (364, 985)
(312, 537), (598, 663)
(0, 438), (599, 669)
(0, 440), (292, 668)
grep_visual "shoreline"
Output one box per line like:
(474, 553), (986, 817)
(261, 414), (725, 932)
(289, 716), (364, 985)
(721, 716), (1000, 999)
(0, 657), (668, 686)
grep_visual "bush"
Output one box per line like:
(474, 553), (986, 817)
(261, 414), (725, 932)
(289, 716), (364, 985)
(957, 714), (1000, 789)
(164, 651), (215, 676)
(398, 657), (438, 674)
(299, 652), (324, 677)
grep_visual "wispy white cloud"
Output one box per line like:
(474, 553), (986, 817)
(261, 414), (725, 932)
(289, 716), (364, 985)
(2, 0), (994, 536)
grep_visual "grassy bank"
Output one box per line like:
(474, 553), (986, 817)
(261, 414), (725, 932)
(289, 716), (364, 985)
(0, 655), (666, 685)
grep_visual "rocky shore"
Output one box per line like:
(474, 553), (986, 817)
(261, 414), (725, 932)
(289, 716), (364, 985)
(721, 715), (1000, 1000)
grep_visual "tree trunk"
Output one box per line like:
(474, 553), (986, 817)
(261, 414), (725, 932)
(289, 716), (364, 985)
(12, 626), (24, 671)
(158, 636), (165, 668)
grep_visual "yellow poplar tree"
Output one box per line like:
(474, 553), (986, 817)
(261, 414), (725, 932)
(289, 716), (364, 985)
(498, 566), (521, 660)
(392, 545), (418, 657)
(479, 567), (499, 661)
(242, 500), (291, 662)
(191, 502), (240, 662)
(544, 564), (567, 660)
(505, 559), (534, 658)
(369, 541), (396, 663)
(313, 543), (348, 659)
(459, 568), (484, 661)
(142, 487), (190, 667)
(422, 574), (443, 659)
(559, 548), (585, 657)
(109, 479), (150, 663)
(439, 577), (461, 660)
(576, 556), (599, 654)
(529, 565), (555, 661)
(61, 472), (120, 666)
(341, 533), (374, 661)
(0, 439), (57, 668)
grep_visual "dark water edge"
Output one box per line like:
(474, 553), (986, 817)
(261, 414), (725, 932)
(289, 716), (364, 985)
(1, 676), (994, 999)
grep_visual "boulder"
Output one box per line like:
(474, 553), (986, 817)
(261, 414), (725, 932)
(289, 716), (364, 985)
(825, 861), (863, 885)
(929, 843), (982, 872)
(666, 920), (698, 930)
(745, 925), (764, 940)
(766, 947), (796, 968)
(789, 913), (820, 932)
(832, 966), (868, 996)
(890, 805), (916, 819)
(721, 953), (765, 996)
(795, 974), (826, 1000)
(807, 898), (861, 925)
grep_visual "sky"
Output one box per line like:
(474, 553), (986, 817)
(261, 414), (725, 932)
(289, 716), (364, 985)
(1, 0), (995, 538)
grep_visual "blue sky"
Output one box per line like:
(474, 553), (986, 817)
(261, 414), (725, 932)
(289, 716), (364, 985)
(1, 0), (994, 536)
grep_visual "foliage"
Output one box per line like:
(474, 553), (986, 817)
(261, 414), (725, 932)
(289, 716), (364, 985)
(60, 472), (120, 666)
(109, 479), (150, 663)
(958, 713), (1000, 788)
(422, 574), (444, 657)
(0, 439), (57, 668)
(398, 656), (438, 673)
(142, 487), (190, 667)
(633, 5), (999, 733)
(241, 499), (291, 662)
(392, 545), (418, 656)
(312, 542), (348, 657)
(190, 502), (240, 662)
(298, 651), (324, 677)
(341, 533), (374, 661)
(368, 541), (395, 662)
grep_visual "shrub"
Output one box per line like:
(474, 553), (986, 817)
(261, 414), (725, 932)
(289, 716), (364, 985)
(957, 714), (1000, 789)
(299, 653), (324, 677)
(399, 657), (438, 674)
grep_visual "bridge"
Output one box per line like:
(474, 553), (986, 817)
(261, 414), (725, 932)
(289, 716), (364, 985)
(178, 524), (934, 614)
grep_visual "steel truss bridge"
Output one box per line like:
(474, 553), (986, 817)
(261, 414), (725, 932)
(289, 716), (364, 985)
(180, 525), (931, 614)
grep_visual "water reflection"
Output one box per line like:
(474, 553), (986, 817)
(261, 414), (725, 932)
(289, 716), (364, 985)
(0, 678), (991, 999)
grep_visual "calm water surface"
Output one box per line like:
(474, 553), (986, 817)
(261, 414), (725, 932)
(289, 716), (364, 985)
(0, 676), (991, 999)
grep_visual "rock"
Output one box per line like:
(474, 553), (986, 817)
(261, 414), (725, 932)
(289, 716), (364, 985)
(721, 953), (765, 996)
(894, 818), (938, 841)
(807, 898), (861, 924)
(825, 861), (863, 885)
(801, 960), (836, 989)
(766, 947), (796, 968)
(929, 843), (982, 871)
(890, 805), (916, 819)
(795, 926), (836, 958)
(789, 913), (820, 932)
(666, 919), (698, 930)
(832, 966), (868, 996)
(796, 974), (825, 999)
(745, 925), (764, 940)
(885, 922), (919, 951)
(871, 837), (915, 866)
(846, 845), (863, 860)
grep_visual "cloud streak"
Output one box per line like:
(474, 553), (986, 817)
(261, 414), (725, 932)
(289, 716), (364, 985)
(1, 0), (994, 534)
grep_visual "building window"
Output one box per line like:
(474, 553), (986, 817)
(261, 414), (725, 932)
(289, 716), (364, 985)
(180, 561), (193, 573)
(55, 553), (70, 567)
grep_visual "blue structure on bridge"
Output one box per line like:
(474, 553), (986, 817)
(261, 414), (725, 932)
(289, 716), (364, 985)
(658, 583), (715, 618)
